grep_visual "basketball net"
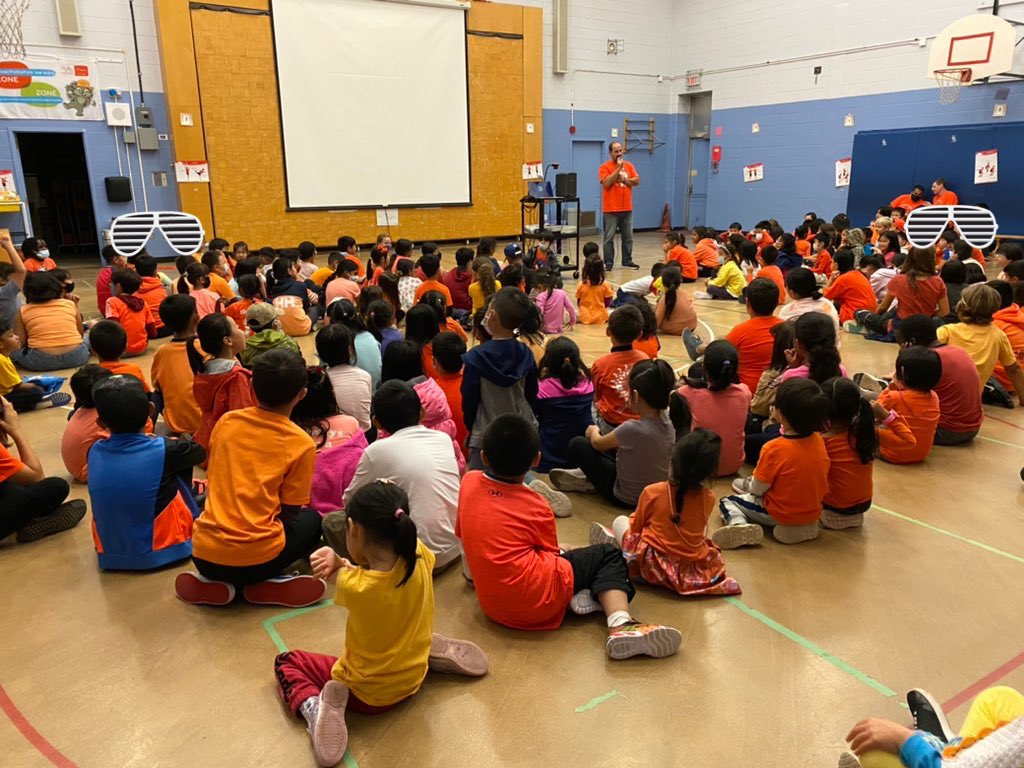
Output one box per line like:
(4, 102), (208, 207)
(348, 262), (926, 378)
(0, 0), (29, 60)
(934, 67), (972, 105)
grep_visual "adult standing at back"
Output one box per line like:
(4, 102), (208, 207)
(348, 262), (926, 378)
(890, 185), (928, 213)
(931, 178), (959, 206)
(599, 142), (641, 271)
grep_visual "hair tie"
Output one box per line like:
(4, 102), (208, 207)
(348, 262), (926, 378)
(721, 360), (733, 369)
(394, 508), (405, 519)
(563, 356), (571, 365)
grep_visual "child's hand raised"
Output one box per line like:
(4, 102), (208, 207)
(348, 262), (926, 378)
(310, 546), (341, 579)
(783, 347), (801, 368)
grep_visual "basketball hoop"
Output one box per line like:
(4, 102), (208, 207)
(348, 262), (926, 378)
(0, 0), (29, 60)
(933, 67), (972, 105)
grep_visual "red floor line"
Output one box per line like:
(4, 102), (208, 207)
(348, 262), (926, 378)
(942, 650), (1024, 714)
(984, 414), (1024, 433)
(0, 683), (78, 768)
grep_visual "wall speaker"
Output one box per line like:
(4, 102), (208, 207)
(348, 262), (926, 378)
(105, 176), (132, 203)
(553, 0), (568, 74)
(555, 172), (576, 198)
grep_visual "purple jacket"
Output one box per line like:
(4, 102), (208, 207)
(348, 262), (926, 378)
(534, 288), (577, 334)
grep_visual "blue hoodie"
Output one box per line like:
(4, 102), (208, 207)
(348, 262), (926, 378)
(461, 338), (538, 449)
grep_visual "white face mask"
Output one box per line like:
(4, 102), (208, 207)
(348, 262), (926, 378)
(754, 234), (763, 243)
(36, 248), (50, 259)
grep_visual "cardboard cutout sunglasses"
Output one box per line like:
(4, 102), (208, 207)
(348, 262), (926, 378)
(904, 205), (998, 251)
(110, 211), (206, 258)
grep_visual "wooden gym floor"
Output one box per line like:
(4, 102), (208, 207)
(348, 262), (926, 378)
(3, 232), (1024, 768)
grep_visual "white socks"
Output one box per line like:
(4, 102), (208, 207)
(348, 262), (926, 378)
(299, 696), (319, 730)
(607, 610), (632, 628)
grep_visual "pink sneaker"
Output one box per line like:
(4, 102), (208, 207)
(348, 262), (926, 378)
(311, 681), (349, 767)
(243, 575), (327, 607)
(606, 622), (682, 660)
(428, 634), (489, 677)
(174, 571), (236, 606)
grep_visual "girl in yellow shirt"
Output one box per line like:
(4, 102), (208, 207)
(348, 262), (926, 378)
(696, 245), (747, 301)
(468, 258), (501, 314)
(273, 481), (489, 767)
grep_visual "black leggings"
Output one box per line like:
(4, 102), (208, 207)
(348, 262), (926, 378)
(7, 383), (44, 412)
(567, 436), (634, 509)
(561, 543), (635, 601)
(0, 476), (71, 539)
(193, 507), (323, 587)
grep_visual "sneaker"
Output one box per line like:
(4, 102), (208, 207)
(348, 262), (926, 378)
(548, 467), (596, 493)
(837, 752), (862, 768)
(588, 522), (617, 547)
(35, 392), (72, 409)
(842, 320), (865, 335)
(731, 477), (750, 495)
(820, 510), (864, 530)
(621, 261), (641, 271)
(606, 622), (683, 660)
(569, 589), (603, 615)
(243, 575), (327, 607)
(16, 500), (87, 543)
(693, 290), (713, 300)
(907, 688), (956, 742)
(854, 309), (871, 325)
(682, 329), (704, 361)
(528, 479), (572, 518)
(853, 372), (888, 395)
(311, 681), (349, 767)
(174, 571), (236, 606)
(711, 523), (763, 550)
(983, 380), (1016, 409)
(772, 523), (820, 545)
(428, 634), (489, 676)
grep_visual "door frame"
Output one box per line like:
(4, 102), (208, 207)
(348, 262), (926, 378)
(678, 92), (712, 230)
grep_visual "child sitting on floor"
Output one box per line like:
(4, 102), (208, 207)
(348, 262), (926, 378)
(241, 303), (301, 368)
(178, 262), (220, 319)
(457, 414), (683, 659)
(663, 231), (698, 282)
(724, 278), (783, 392)
(576, 257), (613, 324)
(223, 274), (263, 333)
(61, 364), (112, 482)
(151, 295), (202, 436)
(715, 378), (830, 549)
(105, 269), (156, 357)
(178, 349), (326, 608)
(824, 250), (878, 326)
(316, 323), (372, 432)
(275, 481), (488, 768)
(655, 266), (697, 335)
(133, 254), (172, 337)
(0, 324), (69, 411)
(695, 242), (746, 300)
(366, 299), (402, 355)
(534, 271), (576, 334)
(633, 301), (661, 359)
(588, 305), (647, 433)
(778, 266), (841, 336)
(91, 320), (152, 392)
(875, 347), (942, 465)
(188, 313), (257, 458)
(535, 336), (594, 472)
(614, 262), (664, 308)
(291, 366), (360, 453)
(88, 375), (205, 570)
(432, 331), (468, 451)
(589, 428), (741, 597)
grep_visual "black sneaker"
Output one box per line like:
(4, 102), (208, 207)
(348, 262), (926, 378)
(16, 500), (87, 543)
(683, 329), (705, 361)
(983, 380), (1015, 409)
(621, 262), (641, 271)
(906, 688), (955, 742)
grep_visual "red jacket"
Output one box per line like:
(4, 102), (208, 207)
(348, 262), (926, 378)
(442, 268), (473, 312)
(192, 365), (258, 462)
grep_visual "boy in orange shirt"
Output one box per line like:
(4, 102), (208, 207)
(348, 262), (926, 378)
(756, 247), (786, 304)
(722, 278), (783, 392)
(134, 255), (172, 337)
(90, 320), (152, 392)
(432, 331), (468, 451)
(692, 227), (720, 277)
(590, 305), (648, 432)
(823, 249), (878, 324)
(990, 280), (1024, 391)
(413, 253), (453, 306)
(662, 231), (697, 282)
(20, 237), (57, 272)
(151, 294), (202, 436)
(223, 274), (262, 334)
(876, 347), (941, 464)
(714, 378), (830, 548)
(201, 249), (236, 301)
(177, 348), (326, 607)
(105, 269), (156, 356)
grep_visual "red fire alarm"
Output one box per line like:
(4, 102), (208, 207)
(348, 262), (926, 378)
(711, 145), (722, 162)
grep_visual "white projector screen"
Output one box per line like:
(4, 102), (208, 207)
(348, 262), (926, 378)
(271, 0), (471, 209)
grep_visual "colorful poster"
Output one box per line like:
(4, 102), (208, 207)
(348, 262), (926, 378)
(521, 161), (543, 180)
(743, 163), (763, 183)
(835, 157), (852, 187)
(174, 161), (210, 183)
(975, 150), (998, 184)
(0, 58), (102, 120)
(0, 170), (16, 195)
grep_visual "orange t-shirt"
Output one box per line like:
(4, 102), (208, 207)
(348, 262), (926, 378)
(435, 370), (467, 450)
(666, 245), (698, 280)
(0, 442), (26, 482)
(136, 276), (168, 331)
(726, 315), (782, 393)
(100, 360), (152, 393)
(192, 407), (316, 566)
(599, 160), (637, 213)
(633, 334), (660, 359)
(105, 295), (154, 355)
(24, 257), (57, 272)
(223, 298), (255, 333)
(752, 433), (829, 525)
(21, 300), (82, 349)
(994, 305), (1024, 389)
(208, 272), (235, 300)
(576, 281), (613, 325)
(591, 346), (648, 425)
(757, 265), (786, 305)
(823, 270), (878, 324)
(795, 240), (811, 259)
(810, 250), (833, 277)
(932, 190), (959, 206)
(890, 194), (928, 212)
(60, 406), (109, 483)
(151, 339), (202, 435)
(444, 317), (468, 342)
(629, 483), (715, 562)
(694, 238), (719, 268)
(823, 415), (914, 509)
(876, 388), (940, 464)
(414, 279), (453, 307)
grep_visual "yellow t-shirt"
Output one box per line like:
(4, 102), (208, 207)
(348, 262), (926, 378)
(468, 279), (502, 314)
(709, 260), (747, 297)
(192, 407), (316, 566)
(331, 541), (435, 706)
(310, 266), (334, 287)
(0, 353), (20, 396)
(937, 322), (1015, 391)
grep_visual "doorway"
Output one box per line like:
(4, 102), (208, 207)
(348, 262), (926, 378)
(680, 92), (712, 229)
(16, 132), (97, 257)
(571, 139), (605, 226)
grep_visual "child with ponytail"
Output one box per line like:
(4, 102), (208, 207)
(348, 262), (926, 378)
(275, 480), (488, 768)
(589, 428), (742, 597)
(777, 266), (841, 338)
(632, 300), (661, 359)
(655, 266), (697, 335)
(535, 337), (594, 472)
(188, 313), (257, 456)
(533, 271), (576, 334)
(576, 257), (613, 324)
(178, 262), (220, 319)
(780, 311), (847, 384)
(820, 377), (915, 530)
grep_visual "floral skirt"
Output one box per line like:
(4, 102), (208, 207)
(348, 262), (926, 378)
(622, 532), (741, 597)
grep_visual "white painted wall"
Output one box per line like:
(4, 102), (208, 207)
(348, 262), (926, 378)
(21, 0), (162, 94)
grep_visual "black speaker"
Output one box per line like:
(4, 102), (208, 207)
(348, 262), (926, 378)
(105, 176), (132, 203)
(555, 172), (577, 198)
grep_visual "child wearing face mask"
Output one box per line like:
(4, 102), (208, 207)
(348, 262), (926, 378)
(529, 231), (558, 271)
(21, 238), (56, 273)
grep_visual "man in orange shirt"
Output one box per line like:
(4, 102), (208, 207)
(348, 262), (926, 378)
(931, 178), (959, 206)
(724, 278), (783, 392)
(823, 250), (878, 324)
(890, 186), (928, 213)
(598, 142), (640, 271)
(662, 232), (697, 282)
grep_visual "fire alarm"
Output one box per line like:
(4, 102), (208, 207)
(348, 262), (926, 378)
(569, 124), (576, 134)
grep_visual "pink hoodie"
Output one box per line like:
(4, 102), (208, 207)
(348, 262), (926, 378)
(310, 430), (368, 515)
(377, 377), (466, 474)
(534, 287), (577, 334)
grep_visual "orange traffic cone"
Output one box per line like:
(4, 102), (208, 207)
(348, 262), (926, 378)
(659, 203), (672, 232)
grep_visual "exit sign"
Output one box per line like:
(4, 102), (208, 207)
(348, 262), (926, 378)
(686, 70), (702, 88)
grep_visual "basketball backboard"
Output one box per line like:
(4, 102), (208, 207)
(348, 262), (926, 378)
(928, 14), (1016, 83)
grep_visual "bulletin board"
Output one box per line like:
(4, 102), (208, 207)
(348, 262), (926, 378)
(846, 122), (1024, 234)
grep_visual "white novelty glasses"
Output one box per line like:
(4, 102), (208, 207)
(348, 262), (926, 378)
(904, 205), (998, 250)
(110, 211), (206, 257)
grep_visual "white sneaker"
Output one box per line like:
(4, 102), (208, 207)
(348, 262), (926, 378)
(731, 477), (750, 494)
(589, 522), (617, 547)
(693, 290), (713, 299)
(529, 479), (573, 518)
(569, 589), (602, 615)
(711, 523), (764, 550)
(548, 468), (596, 493)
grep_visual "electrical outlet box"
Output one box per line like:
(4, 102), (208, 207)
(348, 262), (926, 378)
(137, 127), (160, 151)
(526, 123), (534, 134)
(123, 130), (136, 144)
(134, 106), (153, 127)
(180, 113), (193, 127)
(152, 171), (168, 187)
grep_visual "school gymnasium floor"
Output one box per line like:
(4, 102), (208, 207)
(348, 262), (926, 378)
(3, 232), (1023, 768)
